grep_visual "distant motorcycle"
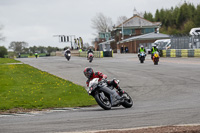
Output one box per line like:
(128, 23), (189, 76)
(65, 52), (71, 61)
(88, 53), (94, 63)
(138, 52), (146, 63)
(87, 78), (133, 110)
(153, 51), (159, 65)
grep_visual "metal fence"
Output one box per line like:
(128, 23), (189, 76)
(170, 35), (200, 49)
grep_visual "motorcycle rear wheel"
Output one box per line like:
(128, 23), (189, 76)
(121, 92), (133, 108)
(94, 91), (111, 110)
(154, 61), (158, 65)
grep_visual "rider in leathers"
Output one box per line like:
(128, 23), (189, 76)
(65, 48), (71, 54)
(87, 49), (93, 59)
(83, 67), (124, 105)
(151, 45), (158, 59)
(138, 45), (146, 57)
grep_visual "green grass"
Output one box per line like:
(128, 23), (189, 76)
(0, 58), (21, 64)
(0, 58), (96, 111)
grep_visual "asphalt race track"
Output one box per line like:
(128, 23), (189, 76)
(1, 54), (200, 133)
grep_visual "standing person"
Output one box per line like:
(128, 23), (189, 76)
(121, 45), (124, 54)
(35, 52), (38, 58)
(125, 47), (128, 53)
(18, 53), (21, 58)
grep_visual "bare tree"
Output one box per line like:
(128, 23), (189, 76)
(83, 43), (90, 48)
(91, 13), (113, 33)
(116, 16), (128, 26)
(9, 41), (28, 53)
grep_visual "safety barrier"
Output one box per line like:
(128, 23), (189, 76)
(194, 49), (200, 57)
(56, 50), (112, 58)
(170, 49), (176, 57)
(181, 49), (188, 57)
(103, 51), (113, 57)
(161, 49), (200, 57)
(79, 51), (104, 58)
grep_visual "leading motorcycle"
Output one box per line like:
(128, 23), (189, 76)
(65, 52), (71, 61)
(153, 51), (159, 65)
(138, 52), (146, 63)
(87, 78), (133, 110)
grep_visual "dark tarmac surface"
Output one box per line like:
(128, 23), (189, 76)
(1, 54), (200, 133)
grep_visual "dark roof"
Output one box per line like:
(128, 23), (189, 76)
(118, 32), (170, 44)
(116, 15), (161, 28)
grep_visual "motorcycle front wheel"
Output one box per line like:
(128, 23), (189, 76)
(89, 57), (93, 63)
(94, 91), (111, 110)
(121, 92), (133, 108)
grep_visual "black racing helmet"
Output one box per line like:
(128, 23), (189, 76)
(83, 67), (94, 78)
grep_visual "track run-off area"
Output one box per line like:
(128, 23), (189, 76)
(1, 54), (200, 133)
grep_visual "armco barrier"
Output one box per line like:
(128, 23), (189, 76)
(161, 49), (200, 57)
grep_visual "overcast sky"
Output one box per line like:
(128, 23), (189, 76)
(0, 0), (199, 49)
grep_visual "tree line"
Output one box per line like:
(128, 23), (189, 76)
(143, 2), (200, 35)
(8, 41), (59, 54)
(0, 41), (60, 58)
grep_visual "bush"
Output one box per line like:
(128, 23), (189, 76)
(4, 55), (8, 58)
(0, 46), (8, 58)
(8, 52), (15, 58)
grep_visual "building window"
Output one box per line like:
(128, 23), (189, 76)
(132, 29), (135, 35)
(99, 33), (105, 39)
(99, 33), (111, 40)
(123, 29), (132, 35)
(141, 28), (154, 34)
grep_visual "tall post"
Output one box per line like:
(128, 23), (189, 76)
(122, 23), (124, 40)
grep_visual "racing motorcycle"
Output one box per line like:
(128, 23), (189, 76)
(138, 52), (146, 63)
(153, 51), (159, 65)
(65, 52), (71, 61)
(87, 78), (133, 110)
(88, 53), (94, 63)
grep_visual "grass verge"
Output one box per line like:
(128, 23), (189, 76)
(0, 58), (96, 113)
(0, 58), (21, 64)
